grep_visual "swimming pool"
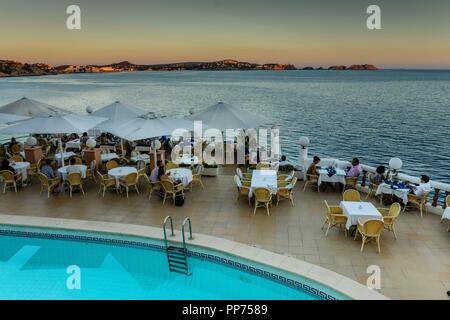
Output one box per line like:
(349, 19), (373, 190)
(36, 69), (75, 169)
(0, 226), (346, 300)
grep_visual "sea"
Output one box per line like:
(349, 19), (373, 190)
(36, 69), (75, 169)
(0, 70), (449, 183)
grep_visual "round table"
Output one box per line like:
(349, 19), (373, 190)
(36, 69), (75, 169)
(175, 155), (199, 166)
(58, 165), (87, 180)
(11, 162), (30, 182)
(167, 168), (193, 188)
(108, 167), (137, 187)
(55, 152), (76, 165)
(131, 154), (150, 164)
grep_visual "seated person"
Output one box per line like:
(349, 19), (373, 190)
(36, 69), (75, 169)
(8, 137), (18, 149)
(279, 155), (289, 166)
(346, 158), (362, 177)
(158, 164), (171, 182)
(1, 159), (16, 174)
(41, 159), (56, 179)
(307, 156), (320, 176)
(80, 132), (89, 144)
(410, 175), (432, 198)
(150, 160), (164, 184)
(66, 157), (82, 175)
(371, 165), (386, 185)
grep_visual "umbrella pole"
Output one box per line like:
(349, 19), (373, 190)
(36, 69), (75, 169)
(59, 138), (64, 167)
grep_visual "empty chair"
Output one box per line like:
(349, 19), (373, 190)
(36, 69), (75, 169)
(106, 159), (119, 171)
(97, 171), (117, 197)
(10, 155), (23, 162)
(119, 172), (140, 198)
(0, 170), (21, 193)
(191, 164), (204, 191)
(67, 172), (85, 198)
(365, 172), (380, 201)
(11, 144), (21, 155)
(165, 161), (179, 170)
(85, 160), (97, 182)
(148, 181), (161, 201)
(322, 200), (348, 237)
(278, 170), (295, 183)
(136, 160), (147, 183)
(234, 175), (251, 205)
(38, 173), (60, 198)
(303, 173), (319, 192)
(343, 189), (361, 202)
(276, 177), (297, 206)
(354, 219), (384, 253)
(253, 187), (272, 216)
(160, 179), (184, 205)
(344, 177), (358, 190)
(378, 202), (401, 239)
(70, 157), (83, 165)
(236, 167), (252, 182)
(403, 191), (431, 217)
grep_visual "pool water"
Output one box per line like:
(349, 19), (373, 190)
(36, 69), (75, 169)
(0, 230), (337, 300)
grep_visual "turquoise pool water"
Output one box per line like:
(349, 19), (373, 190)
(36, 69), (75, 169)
(0, 228), (342, 300)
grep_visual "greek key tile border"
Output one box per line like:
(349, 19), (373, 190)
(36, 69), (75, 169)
(0, 227), (338, 300)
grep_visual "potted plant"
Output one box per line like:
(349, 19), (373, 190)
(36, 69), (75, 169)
(202, 162), (219, 177)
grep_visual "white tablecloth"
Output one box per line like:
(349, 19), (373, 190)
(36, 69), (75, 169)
(175, 155), (200, 166)
(167, 168), (193, 188)
(442, 208), (450, 221)
(55, 152), (76, 165)
(131, 154), (150, 163)
(376, 183), (410, 204)
(340, 201), (384, 230)
(101, 153), (119, 162)
(66, 139), (81, 150)
(317, 168), (346, 186)
(108, 167), (137, 187)
(58, 165), (87, 180)
(249, 170), (278, 197)
(11, 162), (30, 182)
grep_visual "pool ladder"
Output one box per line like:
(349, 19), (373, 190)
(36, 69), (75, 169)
(163, 216), (193, 276)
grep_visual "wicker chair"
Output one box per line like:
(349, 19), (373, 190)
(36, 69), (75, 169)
(256, 162), (270, 170)
(160, 179), (184, 205)
(365, 173), (381, 202)
(344, 176), (358, 190)
(166, 161), (179, 170)
(253, 187), (272, 216)
(191, 164), (204, 191)
(70, 157), (83, 165)
(378, 202), (401, 239)
(85, 160), (97, 182)
(10, 155), (23, 163)
(119, 172), (140, 198)
(343, 189), (361, 202)
(234, 175), (251, 205)
(236, 167), (252, 182)
(0, 170), (21, 193)
(277, 170), (295, 183)
(96, 171), (117, 197)
(148, 181), (161, 200)
(276, 177), (297, 206)
(403, 191), (431, 217)
(67, 172), (85, 198)
(38, 173), (59, 198)
(106, 159), (119, 171)
(322, 200), (348, 237)
(303, 174), (319, 192)
(135, 160), (147, 184)
(11, 144), (21, 155)
(354, 219), (384, 253)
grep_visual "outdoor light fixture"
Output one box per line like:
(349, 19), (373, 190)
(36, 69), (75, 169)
(26, 136), (37, 148)
(86, 138), (97, 149)
(389, 157), (403, 181)
(299, 136), (310, 149)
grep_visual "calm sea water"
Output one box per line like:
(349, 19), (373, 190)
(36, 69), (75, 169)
(0, 70), (449, 183)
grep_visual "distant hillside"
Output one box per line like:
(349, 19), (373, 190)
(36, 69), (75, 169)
(0, 59), (379, 77)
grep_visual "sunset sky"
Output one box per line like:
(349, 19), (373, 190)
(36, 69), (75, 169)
(1, 0), (450, 68)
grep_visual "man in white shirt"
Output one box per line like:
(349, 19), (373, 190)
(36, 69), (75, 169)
(412, 175), (432, 198)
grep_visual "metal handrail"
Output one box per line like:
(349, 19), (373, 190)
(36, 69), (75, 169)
(182, 217), (193, 249)
(163, 216), (174, 248)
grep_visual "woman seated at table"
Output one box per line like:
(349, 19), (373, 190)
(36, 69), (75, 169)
(41, 159), (60, 190)
(158, 164), (172, 182)
(346, 158), (362, 177)
(0, 159), (21, 181)
(371, 165), (386, 185)
(307, 156), (320, 176)
(66, 157), (82, 175)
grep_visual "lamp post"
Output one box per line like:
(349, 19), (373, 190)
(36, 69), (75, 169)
(389, 157), (403, 181)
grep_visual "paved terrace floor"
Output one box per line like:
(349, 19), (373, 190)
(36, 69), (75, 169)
(0, 166), (449, 300)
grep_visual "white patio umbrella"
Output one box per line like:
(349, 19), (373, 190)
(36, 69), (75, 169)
(188, 102), (270, 130)
(0, 113), (107, 166)
(91, 100), (146, 126)
(0, 113), (30, 125)
(0, 97), (69, 117)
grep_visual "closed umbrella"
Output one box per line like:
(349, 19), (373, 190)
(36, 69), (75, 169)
(188, 102), (270, 130)
(0, 97), (69, 117)
(0, 113), (29, 125)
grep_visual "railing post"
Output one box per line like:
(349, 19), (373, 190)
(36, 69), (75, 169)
(361, 170), (367, 187)
(432, 189), (440, 207)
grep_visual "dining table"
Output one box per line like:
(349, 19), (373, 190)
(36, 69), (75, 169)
(249, 169), (278, 197)
(11, 161), (30, 182)
(340, 201), (384, 230)
(376, 182), (410, 204)
(58, 165), (87, 180)
(317, 168), (347, 187)
(108, 167), (137, 188)
(167, 168), (193, 189)
(101, 153), (119, 162)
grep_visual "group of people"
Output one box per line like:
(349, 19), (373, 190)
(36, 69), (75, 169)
(306, 156), (432, 199)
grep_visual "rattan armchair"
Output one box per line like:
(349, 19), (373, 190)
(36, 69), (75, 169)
(322, 200), (348, 237)
(67, 172), (85, 198)
(166, 161), (179, 170)
(303, 173), (319, 192)
(378, 202), (401, 239)
(343, 189), (361, 202)
(256, 162), (270, 170)
(0, 170), (22, 193)
(119, 172), (140, 198)
(344, 176), (358, 190)
(106, 159), (119, 171)
(96, 171), (117, 197)
(276, 177), (297, 206)
(191, 164), (204, 191)
(160, 179), (184, 205)
(403, 191), (430, 217)
(234, 175), (251, 205)
(10, 155), (23, 162)
(38, 173), (60, 198)
(253, 187), (272, 216)
(354, 219), (384, 253)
